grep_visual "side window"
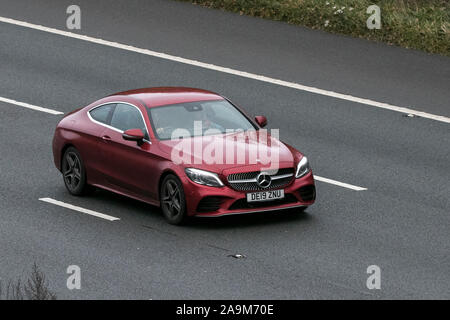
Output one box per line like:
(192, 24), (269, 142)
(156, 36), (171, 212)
(89, 104), (115, 124)
(110, 103), (147, 135)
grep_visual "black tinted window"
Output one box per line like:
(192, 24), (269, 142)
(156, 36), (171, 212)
(89, 104), (114, 124)
(111, 103), (146, 133)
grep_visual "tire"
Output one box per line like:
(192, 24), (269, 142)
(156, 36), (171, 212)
(160, 174), (187, 225)
(61, 147), (90, 196)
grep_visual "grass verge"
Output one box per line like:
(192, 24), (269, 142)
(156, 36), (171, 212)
(179, 0), (449, 56)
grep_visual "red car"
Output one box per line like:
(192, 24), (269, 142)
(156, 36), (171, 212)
(52, 87), (315, 224)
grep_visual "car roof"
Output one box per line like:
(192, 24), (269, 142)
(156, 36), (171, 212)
(109, 87), (224, 108)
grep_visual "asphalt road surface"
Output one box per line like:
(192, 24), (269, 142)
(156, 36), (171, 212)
(0, 0), (449, 299)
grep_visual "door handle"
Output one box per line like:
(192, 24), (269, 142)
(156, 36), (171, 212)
(102, 135), (112, 141)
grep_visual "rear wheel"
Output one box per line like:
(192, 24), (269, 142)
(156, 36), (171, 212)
(160, 174), (187, 225)
(62, 147), (89, 196)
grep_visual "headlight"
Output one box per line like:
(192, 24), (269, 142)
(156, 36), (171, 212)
(185, 168), (224, 187)
(295, 156), (310, 178)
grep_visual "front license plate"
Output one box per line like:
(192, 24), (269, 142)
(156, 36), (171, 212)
(247, 189), (285, 202)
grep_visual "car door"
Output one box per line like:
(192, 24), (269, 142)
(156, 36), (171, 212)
(99, 102), (157, 199)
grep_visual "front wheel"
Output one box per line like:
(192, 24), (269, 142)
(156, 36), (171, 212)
(160, 174), (187, 225)
(61, 147), (89, 196)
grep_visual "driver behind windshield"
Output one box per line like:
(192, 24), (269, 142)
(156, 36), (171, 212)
(150, 100), (254, 140)
(190, 105), (225, 134)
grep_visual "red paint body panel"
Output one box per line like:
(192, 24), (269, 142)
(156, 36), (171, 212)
(52, 87), (315, 217)
(111, 87), (223, 108)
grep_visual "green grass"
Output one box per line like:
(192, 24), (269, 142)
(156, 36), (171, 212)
(179, 0), (450, 56)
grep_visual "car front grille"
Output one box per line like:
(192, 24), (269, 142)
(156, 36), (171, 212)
(227, 168), (295, 191)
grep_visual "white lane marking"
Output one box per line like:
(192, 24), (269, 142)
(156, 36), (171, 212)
(0, 16), (449, 124)
(39, 197), (120, 221)
(2, 95), (365, 192)
(0, 16), (369, 192)
(0, 96), (64, 115)
(2, 95), (366, 191)
(314, 175), (367, 191)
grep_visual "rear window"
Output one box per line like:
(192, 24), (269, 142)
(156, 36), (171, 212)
(89, 104), (115, 124)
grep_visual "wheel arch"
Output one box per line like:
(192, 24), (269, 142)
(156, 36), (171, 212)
(158, 169), (180, 201)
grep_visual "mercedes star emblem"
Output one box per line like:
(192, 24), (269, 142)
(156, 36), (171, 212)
(256, 172), (272, 188)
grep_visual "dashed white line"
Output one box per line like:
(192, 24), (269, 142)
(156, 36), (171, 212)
(7, 95), (368, 192)
(314, 175), (367, 191)
(0, 96), (63, 115)
(4, 93), (366, 191)
(0, 16), (449, 124)
(1, 15), (369, 192)
(39, 197), (120, 221)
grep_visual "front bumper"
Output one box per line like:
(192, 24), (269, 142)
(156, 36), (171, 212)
(181, 171), (316, 217)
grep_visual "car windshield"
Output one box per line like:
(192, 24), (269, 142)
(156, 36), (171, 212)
(148, 99), (257, 140)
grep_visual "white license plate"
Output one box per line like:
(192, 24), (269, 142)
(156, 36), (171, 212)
(246, 189), (284, 202)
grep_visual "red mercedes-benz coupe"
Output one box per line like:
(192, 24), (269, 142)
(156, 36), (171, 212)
(52, 87), (315, 224)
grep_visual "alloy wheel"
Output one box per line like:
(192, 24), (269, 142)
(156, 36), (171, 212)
(161, 180), (182, 218)
(63, 152), (82, 191)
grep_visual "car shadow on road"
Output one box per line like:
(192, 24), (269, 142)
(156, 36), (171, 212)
(185, 209), (313, 230)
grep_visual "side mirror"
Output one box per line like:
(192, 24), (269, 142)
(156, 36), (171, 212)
(255, 116), (267, 128)
(123, 128), (145, 145)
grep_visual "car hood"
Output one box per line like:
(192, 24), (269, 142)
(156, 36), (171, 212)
(158, 131), (296, 174)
